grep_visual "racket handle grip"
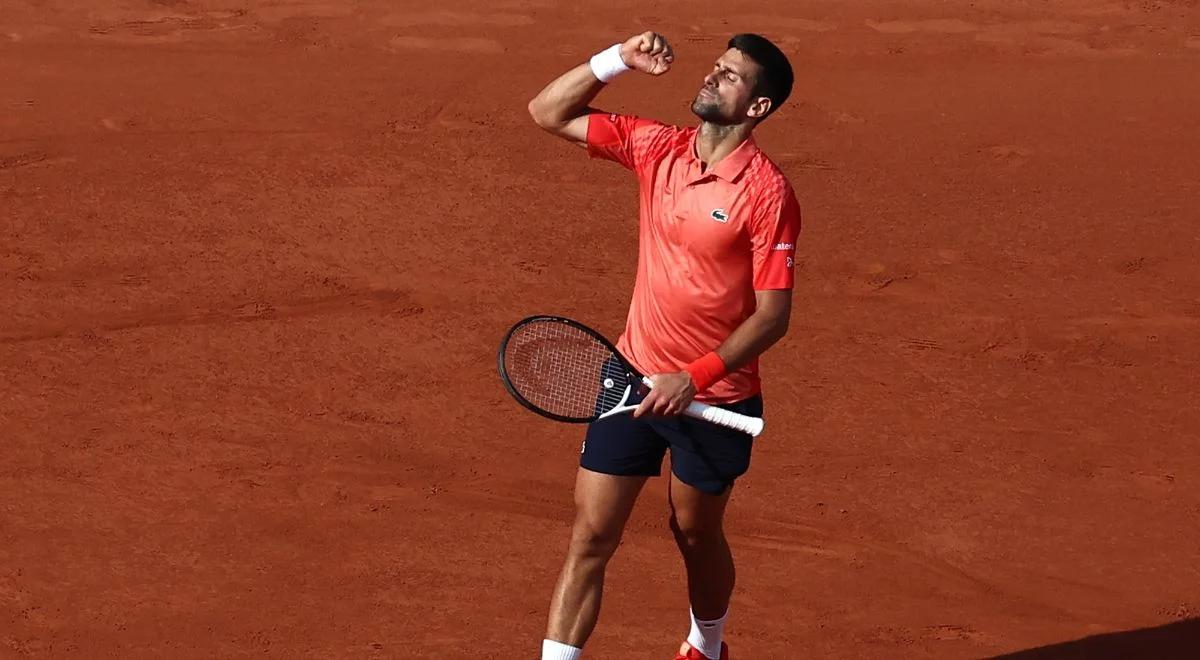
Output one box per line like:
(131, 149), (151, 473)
(639, 377), (765, 437)
(684, 401), (764, 438)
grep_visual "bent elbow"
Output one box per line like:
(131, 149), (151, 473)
(527, 99), (554, 131)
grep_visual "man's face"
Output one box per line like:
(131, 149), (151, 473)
(690, 48), (767, 125)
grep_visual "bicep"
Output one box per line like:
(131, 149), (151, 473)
(754, 289), (792, 326)
(557, 113), (590, 148)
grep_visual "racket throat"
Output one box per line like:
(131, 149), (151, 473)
(597, 384), (637, 419)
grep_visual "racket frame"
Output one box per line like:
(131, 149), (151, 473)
(497, 315), (630, 424)
(498, 315), (764, 437)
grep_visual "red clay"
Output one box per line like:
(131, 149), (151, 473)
(3, 1), (1199, 658)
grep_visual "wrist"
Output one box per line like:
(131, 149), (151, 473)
(589, 43), (630, 83)
(684, 352), (727, 393)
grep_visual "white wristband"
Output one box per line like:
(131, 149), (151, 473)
(589, 43), (630, 84)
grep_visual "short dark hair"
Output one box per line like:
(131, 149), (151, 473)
(728, 34), (794, 120)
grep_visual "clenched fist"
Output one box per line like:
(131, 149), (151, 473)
(619, 31), (674, 76)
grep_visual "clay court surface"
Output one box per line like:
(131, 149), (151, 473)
(4, 0), (1200, 657)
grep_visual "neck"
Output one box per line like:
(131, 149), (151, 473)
(695, 121), (754, 168)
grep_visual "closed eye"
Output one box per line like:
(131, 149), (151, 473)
(713, 64), (739, 83)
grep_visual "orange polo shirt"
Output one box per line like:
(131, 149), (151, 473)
(586, 112), (802, 404)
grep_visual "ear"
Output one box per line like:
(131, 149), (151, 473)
(747, 96), (772, 120)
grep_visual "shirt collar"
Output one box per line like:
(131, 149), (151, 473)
(687, 128), (760, 183)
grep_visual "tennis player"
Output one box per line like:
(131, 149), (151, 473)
(527, 31), (801, 660)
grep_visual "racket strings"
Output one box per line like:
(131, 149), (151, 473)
(503, 321), (630, 419)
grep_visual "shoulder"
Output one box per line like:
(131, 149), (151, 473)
(593, 113), (682, 136)
(628, 115), (688, 144)
(743, 152), (797, 204)
(606, 114), (689, 158)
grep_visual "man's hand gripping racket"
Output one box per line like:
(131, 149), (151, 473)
(497, 316), (764, 437)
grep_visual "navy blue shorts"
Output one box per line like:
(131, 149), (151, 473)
(580, 384), (763, 495)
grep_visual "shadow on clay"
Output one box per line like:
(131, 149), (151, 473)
(990, 617), (1199, 660)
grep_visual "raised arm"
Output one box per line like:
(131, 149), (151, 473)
(527, 32), (674, 146)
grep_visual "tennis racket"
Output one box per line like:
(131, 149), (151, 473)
(497, 315), (764, 437)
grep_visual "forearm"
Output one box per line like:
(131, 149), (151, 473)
(713, 308), (790, 373)
(527, 62), (607, 130)
(683, 292), (792, 394)
(641, 305), (789, 416)
(528, 34), (672, 138)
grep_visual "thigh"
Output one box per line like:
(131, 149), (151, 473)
(662, 395), (763, 496)
(571, 468), (649, 541)
(580, 388), (669, 478)
(667, 470), (732, 536)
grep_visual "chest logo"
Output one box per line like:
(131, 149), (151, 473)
(710, 208), (729, 223)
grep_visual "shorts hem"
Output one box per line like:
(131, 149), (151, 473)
(579, 462), (661, 479)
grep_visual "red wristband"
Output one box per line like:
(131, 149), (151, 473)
(684, 352), (727, 392)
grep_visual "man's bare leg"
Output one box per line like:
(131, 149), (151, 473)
(544, 469), (648, 650)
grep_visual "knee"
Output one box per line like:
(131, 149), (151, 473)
(568, 521), (623, 562)
(669, 512), (724, 550)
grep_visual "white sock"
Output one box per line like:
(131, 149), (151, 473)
(542, 639), (582, 660)
(686, 607), (729, 660)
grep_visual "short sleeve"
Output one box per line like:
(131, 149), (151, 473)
(750, 184), (803, 290)
(586, 112), (672, 174)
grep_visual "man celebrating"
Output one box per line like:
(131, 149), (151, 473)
(527, 31), (801, 660)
